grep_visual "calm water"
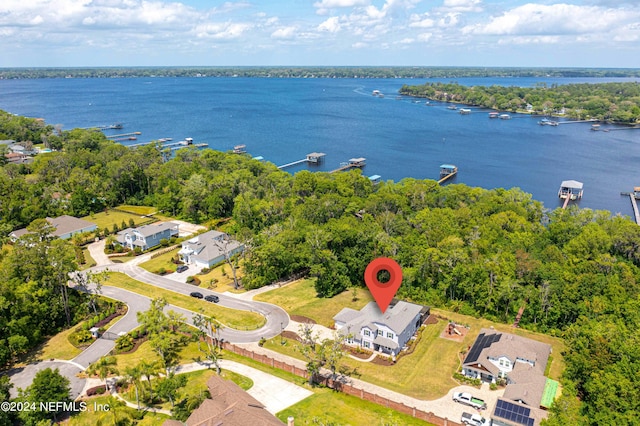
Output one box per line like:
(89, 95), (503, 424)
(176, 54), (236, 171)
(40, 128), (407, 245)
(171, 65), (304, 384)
(1, 76), (639, 216)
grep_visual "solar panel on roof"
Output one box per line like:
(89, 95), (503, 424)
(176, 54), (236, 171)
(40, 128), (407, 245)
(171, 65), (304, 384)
(494, 399), (534, 426)
(465, 332), (502, 363)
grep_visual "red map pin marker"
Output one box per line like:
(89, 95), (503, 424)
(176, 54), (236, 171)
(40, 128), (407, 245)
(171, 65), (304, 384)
(364, 257), (403, 313)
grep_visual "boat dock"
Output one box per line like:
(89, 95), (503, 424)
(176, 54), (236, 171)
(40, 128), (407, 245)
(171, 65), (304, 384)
(106, 131), (141, 139)
(557, 119), (598, 125)
(437, 164), (458, 184)
(558, 180), (584, 209)
(621, 187), (640, 225)
(329, 157), (366, 173)
(278, 152), (326, 169)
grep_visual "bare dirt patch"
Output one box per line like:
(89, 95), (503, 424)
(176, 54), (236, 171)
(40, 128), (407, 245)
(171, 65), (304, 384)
(282, 330), (302, 342)
(439, 321), (468, 342)
(291, 315), (317, 324)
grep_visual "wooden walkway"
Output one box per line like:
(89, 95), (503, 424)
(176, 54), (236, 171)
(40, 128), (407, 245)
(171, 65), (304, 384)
(630, 194), (640, 225)
(437, 171), (457, 184)
(277, 159), (307, 169)
(562, 196), (571, 209)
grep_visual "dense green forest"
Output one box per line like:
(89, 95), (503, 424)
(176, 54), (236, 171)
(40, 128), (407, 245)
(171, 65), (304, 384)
(1, 66), (640, 80)
(400, 81), (640, 123)
(2, 111), (640, 424)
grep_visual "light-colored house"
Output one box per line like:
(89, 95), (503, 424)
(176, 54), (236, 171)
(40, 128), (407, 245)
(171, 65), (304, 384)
(178, 230), (244, 268)
(334, 300), (428, 356)
(115, 222), (179, 251)
(10, 215), (97, 241)
(462, 328), (557, 426)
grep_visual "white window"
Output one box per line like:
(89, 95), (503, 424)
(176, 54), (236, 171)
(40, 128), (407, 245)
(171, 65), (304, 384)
(377, 330), (383, 337)
(363, 341), (370, 348)
(387, 332), (394, 339)
(364, 330), (370, 337)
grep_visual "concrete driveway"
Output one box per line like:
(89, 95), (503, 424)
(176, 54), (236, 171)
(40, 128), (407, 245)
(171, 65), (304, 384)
(6, 361), (85, 399)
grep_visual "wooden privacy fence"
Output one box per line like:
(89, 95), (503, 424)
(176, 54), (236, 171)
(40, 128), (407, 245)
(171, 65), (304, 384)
(221, 342), (461, 426)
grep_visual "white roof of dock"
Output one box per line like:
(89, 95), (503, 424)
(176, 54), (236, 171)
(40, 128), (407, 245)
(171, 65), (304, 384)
(349, 157), (366, 163)
(560, 180), (583, 189)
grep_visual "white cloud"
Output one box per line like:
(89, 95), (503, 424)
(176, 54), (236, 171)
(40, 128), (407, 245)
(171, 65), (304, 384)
(441, 0), (482, 13)
(466, 3), (636, 36)
(314, 0), (369, 8)
(409, 13), (435, 28)
(194, 22), (251, 40)
(271, 26), (297, 39)
(318, 16), (342, 33)
(417, 32), (432, 42)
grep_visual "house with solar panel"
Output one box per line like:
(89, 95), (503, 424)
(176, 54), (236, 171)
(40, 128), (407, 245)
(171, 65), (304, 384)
(462, 328), (559, 426)
(333, 300), (429, 356)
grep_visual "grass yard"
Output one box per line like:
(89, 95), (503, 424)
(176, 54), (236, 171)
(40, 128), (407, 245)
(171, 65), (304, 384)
(78, 247), (96, 270)
(277, 388), (433, 426)
(82, 209), (152, 230)
(251, 282), (566, 400)
(254, 279), (374, 327)
(105, 272), (265, 330)
(430, 308), (566, 380)
(68, 395), (169, 426)
(16, 325), (83, 366)
(139, 247), (181, 273)
(118, 205), (158, 216)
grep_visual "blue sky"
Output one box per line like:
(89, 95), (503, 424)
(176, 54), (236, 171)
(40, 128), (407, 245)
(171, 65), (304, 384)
(1, 0), (639, 68)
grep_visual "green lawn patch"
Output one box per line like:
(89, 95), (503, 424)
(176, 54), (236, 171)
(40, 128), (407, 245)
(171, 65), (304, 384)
(277, 388), (433, 425)
(254, 279), (374, 327)
(118, 205), (158, 216)
(105, 272), (265, 330)
(139, 247), (181, 274)
(82, 209), (153, 230)
(68, 395), (169, 426)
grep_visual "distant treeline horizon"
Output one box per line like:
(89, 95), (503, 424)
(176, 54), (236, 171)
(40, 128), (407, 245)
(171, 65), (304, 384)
(1, 66), (640, 80)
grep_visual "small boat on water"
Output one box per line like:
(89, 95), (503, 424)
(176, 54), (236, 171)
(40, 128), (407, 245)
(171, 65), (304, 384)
(459, 108), (471, 115)
(499, 114), (511, 120)
(591, 124), (601, 131)
(447, 105), (458, 110)
(372, 90), (380, 96)
(489, 112), (499, 118)
(538, 118), (559, 126)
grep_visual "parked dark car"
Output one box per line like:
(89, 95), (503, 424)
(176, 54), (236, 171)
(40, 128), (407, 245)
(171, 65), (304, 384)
(189, 291), (203, 299)
(176, 265), (189, 273)
(204, 294), (220, 303)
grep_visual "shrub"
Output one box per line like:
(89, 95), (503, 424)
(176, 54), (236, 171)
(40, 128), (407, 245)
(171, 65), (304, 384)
(160, 238), (169, 247)
(75, 330), (93, 344)
(115, 334), (134, 352)
(258, 337), (266, 347)
(86, 385), (106, 396)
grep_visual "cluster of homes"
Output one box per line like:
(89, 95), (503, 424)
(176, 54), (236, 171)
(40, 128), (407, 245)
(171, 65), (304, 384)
(9, 215), (243, 269)
(335, 300), (557, 426)
(1, 139), (40, 164)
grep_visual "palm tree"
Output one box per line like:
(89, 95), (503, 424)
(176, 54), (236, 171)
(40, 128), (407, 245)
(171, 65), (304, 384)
(138, 359), (161, 402)
(123, 365), (143, 409)
(87, 356), (119, 392)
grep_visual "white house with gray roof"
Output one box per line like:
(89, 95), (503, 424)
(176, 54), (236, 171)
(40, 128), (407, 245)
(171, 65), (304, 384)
(178, 230), (244, 268)
(333, 300), (428, 356)
(115, 222), (179, 251)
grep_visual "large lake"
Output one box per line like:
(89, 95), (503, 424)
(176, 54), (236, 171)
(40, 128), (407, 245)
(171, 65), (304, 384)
(1, 76), (639, 216)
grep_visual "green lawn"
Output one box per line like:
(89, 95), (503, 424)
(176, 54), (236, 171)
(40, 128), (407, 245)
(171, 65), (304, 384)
(139, 248), (181, 274)
(68, 395), (169, 426)
(277, 388), (433, 426)
(252, 282), (566, 400)
(254, 279), (374, 327)
(82, 208), (154, 230)
(118, 205), (158, 216)
(105, 272), (265, 330)
(430, 308), (566, 381)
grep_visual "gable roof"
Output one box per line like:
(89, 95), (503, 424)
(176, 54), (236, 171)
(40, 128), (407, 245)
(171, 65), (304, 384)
(10, 215), (96, 239)
(334, 300), (424, 336)
(132, 221), (178, 238)
(181, 375), (282, 426)
(463, 328), (551, 375)
(181, 230), (243, 263)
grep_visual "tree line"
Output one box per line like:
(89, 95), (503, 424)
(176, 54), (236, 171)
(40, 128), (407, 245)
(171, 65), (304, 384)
(2, 110), (640, 423)
(400, 81), (640, 123)
(1, 66), (639, 80)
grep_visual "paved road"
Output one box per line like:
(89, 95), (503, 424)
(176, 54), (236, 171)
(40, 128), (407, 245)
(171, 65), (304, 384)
(91, 262), (289, 343)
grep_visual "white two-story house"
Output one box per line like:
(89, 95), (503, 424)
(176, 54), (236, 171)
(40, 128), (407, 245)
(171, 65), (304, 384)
(334, 300), (428, 356)
(115, 222), (179, 251)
